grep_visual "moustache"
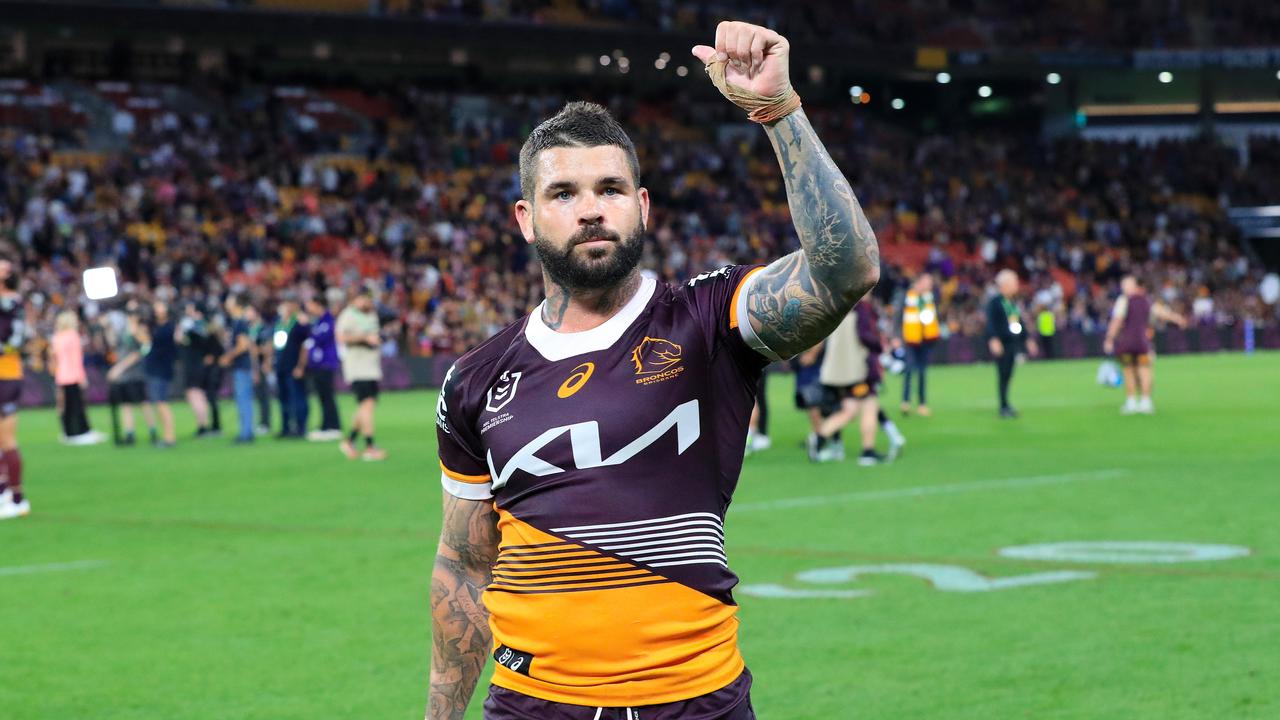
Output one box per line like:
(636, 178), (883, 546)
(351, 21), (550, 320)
(570, 227), (622, 246)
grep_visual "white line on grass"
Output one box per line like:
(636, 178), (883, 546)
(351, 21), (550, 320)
(0, 560), (108, 577)
(732, 469), (1127, 513)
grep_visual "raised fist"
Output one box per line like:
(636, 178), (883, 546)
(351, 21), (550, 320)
(692, 21), (792, 111)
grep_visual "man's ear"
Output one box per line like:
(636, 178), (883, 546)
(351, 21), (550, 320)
(638, 187), (650, 230)
(514, 199), (535, 243)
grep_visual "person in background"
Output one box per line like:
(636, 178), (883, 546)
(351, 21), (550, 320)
(107, 311), (153, 446)
(1037, 302), (1058, 359)
(177, 302), (214, 437)
(986, 269), (1039, 419)
(302, 294), (343, 441)
(336, 287), (386, 461)
(899, 272), (940, 417)
(221, 293), (256, 444)
(811, 301), (898, 465)
(248, 303), (273, 436)
(275, 296), (310, 439)
(200, 309), (226, 437)
(744, 375), (770, 454)
(792, 342), (826, 446)
(0, 258), (29, 519)
(50, 311), (102, 445)
(143, 300), (178, 448)
(1104, 274), (1187, 415)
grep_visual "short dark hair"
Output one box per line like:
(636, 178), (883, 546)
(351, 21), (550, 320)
(518, 101), (641, 201)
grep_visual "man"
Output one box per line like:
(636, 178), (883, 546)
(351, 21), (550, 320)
(810, 300), (899, 465)
(107, 310), (153, 446)
(1036, 302), (1058, 359)
(273, 297), (309, 438)
(427, 21), (879, 720)
(248, 303), (273, 435)
(143, 300), (178, 447)
(0, 258), (29, 519)
(221, 294), (256, 443)
(177, 302), (214, 437)
(791, 342), (826, 444)
(200, 308), (226, 437)
(302, 295), (343, 441)
(986, 269), (1038, 418)
(1103, 275), (1186, 414)
(336, 288), (386, 461)
(899, 272), (940, 416)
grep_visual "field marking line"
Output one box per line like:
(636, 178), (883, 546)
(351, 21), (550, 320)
(0, 560), (109, 577)
(732, 469), (1127, 513)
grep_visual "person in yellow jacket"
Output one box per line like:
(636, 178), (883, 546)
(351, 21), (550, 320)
(899, 273), (941, 416)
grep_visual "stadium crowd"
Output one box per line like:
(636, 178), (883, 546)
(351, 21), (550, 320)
(1, 83), (1278, 379)
(367, 0), (1280, 51)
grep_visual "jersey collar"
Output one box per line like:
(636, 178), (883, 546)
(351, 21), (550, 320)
(525, 276), (656, 361)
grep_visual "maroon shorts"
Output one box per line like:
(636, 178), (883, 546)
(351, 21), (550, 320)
(482, 669), (754, 720)
(0, 379), (21, 416)
(1118, 352), (1152, 367)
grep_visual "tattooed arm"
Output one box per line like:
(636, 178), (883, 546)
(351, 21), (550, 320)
(745, 109), (880, 359)
(427, 492), (500, 720)
(691, 22), (880, 359)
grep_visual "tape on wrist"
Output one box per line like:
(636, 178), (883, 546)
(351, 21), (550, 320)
(704, 59), (802, 124)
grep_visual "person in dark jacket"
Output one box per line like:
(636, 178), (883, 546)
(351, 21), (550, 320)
(144, 301), (178, 446)
(301, 295), (343, 441)
(176, 302), (215, 437)
(986, 269), (1039, 418)
(274, 297), (310, 438)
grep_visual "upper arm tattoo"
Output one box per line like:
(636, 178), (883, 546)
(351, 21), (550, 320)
(428, 493), (499, 720)
(746, 109), (880, 358)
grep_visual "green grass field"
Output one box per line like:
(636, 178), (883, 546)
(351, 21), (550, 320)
(2, 352), (1276, 719)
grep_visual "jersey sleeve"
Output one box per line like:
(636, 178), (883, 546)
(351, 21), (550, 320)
(682, 264), (783, 365)
(435, 361), (494, 500)
(1112, 295), (1129, 321)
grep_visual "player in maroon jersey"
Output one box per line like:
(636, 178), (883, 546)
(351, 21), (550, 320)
(427, 21), (881, 720)
(1104, 275), (1186, 414)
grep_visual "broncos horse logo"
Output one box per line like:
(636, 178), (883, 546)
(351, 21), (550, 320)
(632, 337), (683, 375)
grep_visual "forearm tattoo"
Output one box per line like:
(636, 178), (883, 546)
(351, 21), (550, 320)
(747, 109), (880, 358)
(427, 494), (500, 720)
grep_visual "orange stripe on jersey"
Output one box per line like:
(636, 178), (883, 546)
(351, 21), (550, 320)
(727, 266), (765, 330)
(440, 460), (490, 484)
(0, 353), (21, 381)
(485, 508), (744, 706)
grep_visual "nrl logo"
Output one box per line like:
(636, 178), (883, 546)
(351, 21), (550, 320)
(485, 370), (522, 413)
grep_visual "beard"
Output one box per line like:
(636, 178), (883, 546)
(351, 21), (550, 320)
(533, 221), (645, 292)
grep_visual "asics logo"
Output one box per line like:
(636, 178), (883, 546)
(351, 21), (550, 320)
(557, 362), (595, 399)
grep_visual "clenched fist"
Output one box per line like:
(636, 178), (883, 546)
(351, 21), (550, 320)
(691, 21), (798, 123)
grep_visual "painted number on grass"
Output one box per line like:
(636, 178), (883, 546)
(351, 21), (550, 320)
(998, 541), (1250, 564)
(739, 563), (1095, 600)
(741, 541), (1250, 601)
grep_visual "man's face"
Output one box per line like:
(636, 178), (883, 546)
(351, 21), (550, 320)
(514, 145), (650, 292)
(355, 296), (373, 313)
(1121, 277), (1138, 295)
(999, 274), (1019, 296)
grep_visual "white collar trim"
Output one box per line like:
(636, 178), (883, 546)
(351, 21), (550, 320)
(525, 276), (657, 361)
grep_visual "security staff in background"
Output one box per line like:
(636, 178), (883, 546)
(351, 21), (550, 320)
(899, 272), (940, 417)
(986, 269), (1038, 418)
(1036, 302), (1057, 359)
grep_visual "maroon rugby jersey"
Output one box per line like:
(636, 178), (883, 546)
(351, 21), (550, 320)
(1114, 292), (1153, 355)
(434, 265), (776, 706)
